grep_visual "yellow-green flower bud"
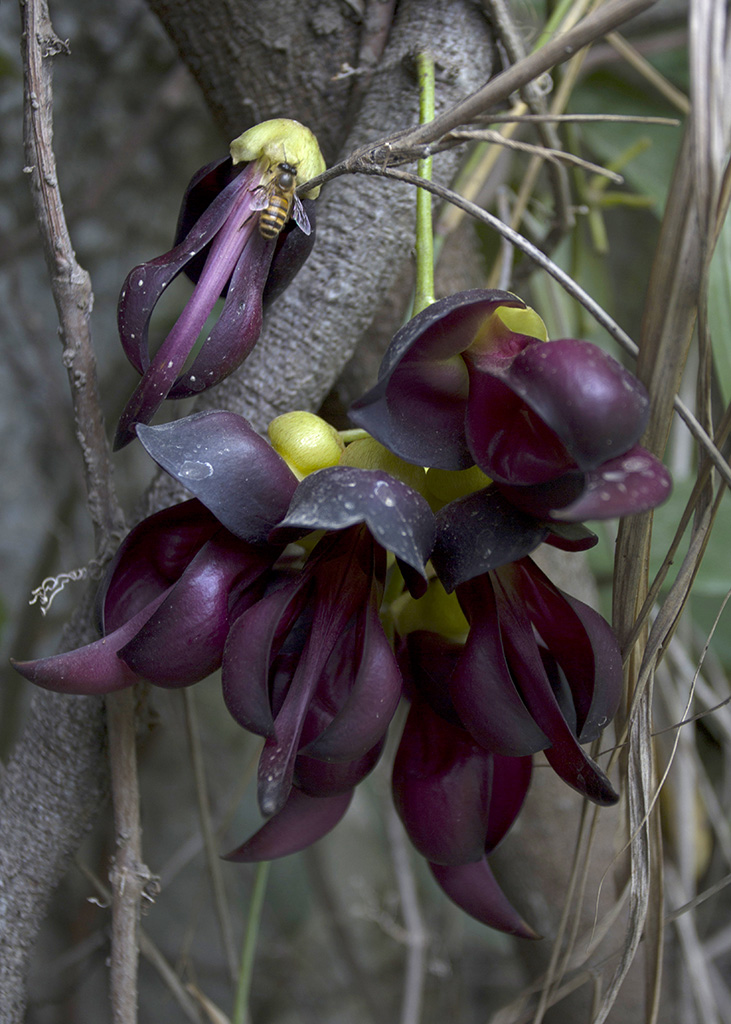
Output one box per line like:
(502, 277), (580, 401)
(230, 119), (326, 198)
(392, 578), (469, 640)
(268, 411), (344, 479)
(340, 437), (427, 493)
(495, 301), (548, 341)
(425, 464), (492, 506)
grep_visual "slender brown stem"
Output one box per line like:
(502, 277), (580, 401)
(20, 2), (145, 1019)
(20, 0), (125, 556)
(106, 689), (148, 1024)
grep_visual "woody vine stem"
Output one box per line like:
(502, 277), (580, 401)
(20, 0), (145, 1020)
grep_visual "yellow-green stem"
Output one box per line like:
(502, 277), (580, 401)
(413, 52), (436, 317)
(232, 860), (271, 1024)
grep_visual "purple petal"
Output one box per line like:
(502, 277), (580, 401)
(399, 631), (465, 726)
(494, 472), (587, 519)
(294, 740), (384, 797)
(466, 339), (649, 482)
(256, 540), (372, 817)
(551, 446), (672, 521)
(175, 162), (316, 307)
(393, 700), (494, 866)
(273, 467), (436, 577)
(114, 191), (265, 448)
(11, 593), (167, 694)
(433, 487), (548, 591)
(300, 597), (402, 761)
(452, 576), (550, 755)
(99, 499), (219, 632)
(350, 290), (524, 470)
(118, 532), (274, 687)
(465, 366), (576, 485)
(492, 570), (618, 806)
(485, 754), (533, 852)
(167, 229), (274, 398)
(223, 579), (309, 737)
(137, 411), (298, 543)
(429, 858), (540, 938)
(117, 166), (257, 377)
(507, 559), (622, 742)
(173, 158), (241, 285)
(224, 787), (353, 862)
(543, 522), (598, 552)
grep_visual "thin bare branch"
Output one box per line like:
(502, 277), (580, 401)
(301, 0), (660, 195)
(386, 798), (428, 1024)
(106, 689), (150, 1024)
(20, 0), (124, 554)
(446, 129), (625, 181)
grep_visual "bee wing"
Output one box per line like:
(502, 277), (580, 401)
(291, 195), (312, 236)
(249, 186), (270, 212)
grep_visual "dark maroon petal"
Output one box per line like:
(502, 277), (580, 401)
(301, 598), (402, 761)
(452, 577), (550, 755)
(393, 700), (494, 866)
(508, 559), (622, 742)
(119, 532), (274, 687)
(174, 157), (241, 285)
(465, 367), (576, 485)
(485, 755), (532, 852)
(137, 411), (298, 543)
(399, 631), (464, 727)
(99, 499), (219, 632)
(167, 230), (274, 398)
(273, 467), (436, 577)
(350, 290), (524, 470)
(492, 570), (618, 806)
(467, 339), (650, 482)
(11, 593), (166, 695)
(222, 579), (309, 737)
(294, 740), (384, 797)
(117, 165), (256, 376)
(429, 858), (540, 938)
(550, 446), (672, 521)
(224, 787), (353, 862)
(494, 471), (586, 519)
(433, 487), (548, 592)
(543, 522), (598, 552)
(256, 544), (372, 817)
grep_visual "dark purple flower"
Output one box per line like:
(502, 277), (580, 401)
(222, 461), (436, 818)
(350, 290), (671, 521)
(442, 558), (621, 805)
(13, 412), (299, 693)
(393, 636), (538, 936)
(114, 119), (324, 450)
(223, 528), (402, 818)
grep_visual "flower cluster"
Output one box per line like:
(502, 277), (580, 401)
(14, 281), (671, 934)
(14, 106), (671, 936)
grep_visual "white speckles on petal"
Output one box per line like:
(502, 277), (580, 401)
(178, 460), (214, 480)
(623, 455), (652, 473)
(374, 479), (396, 507)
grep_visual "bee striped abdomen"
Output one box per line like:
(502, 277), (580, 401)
(259, 193), (291, 239)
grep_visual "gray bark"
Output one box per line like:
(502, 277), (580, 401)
(0, 0), (495, 1017)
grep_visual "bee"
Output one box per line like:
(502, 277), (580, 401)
(251, 161), (312, 240)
